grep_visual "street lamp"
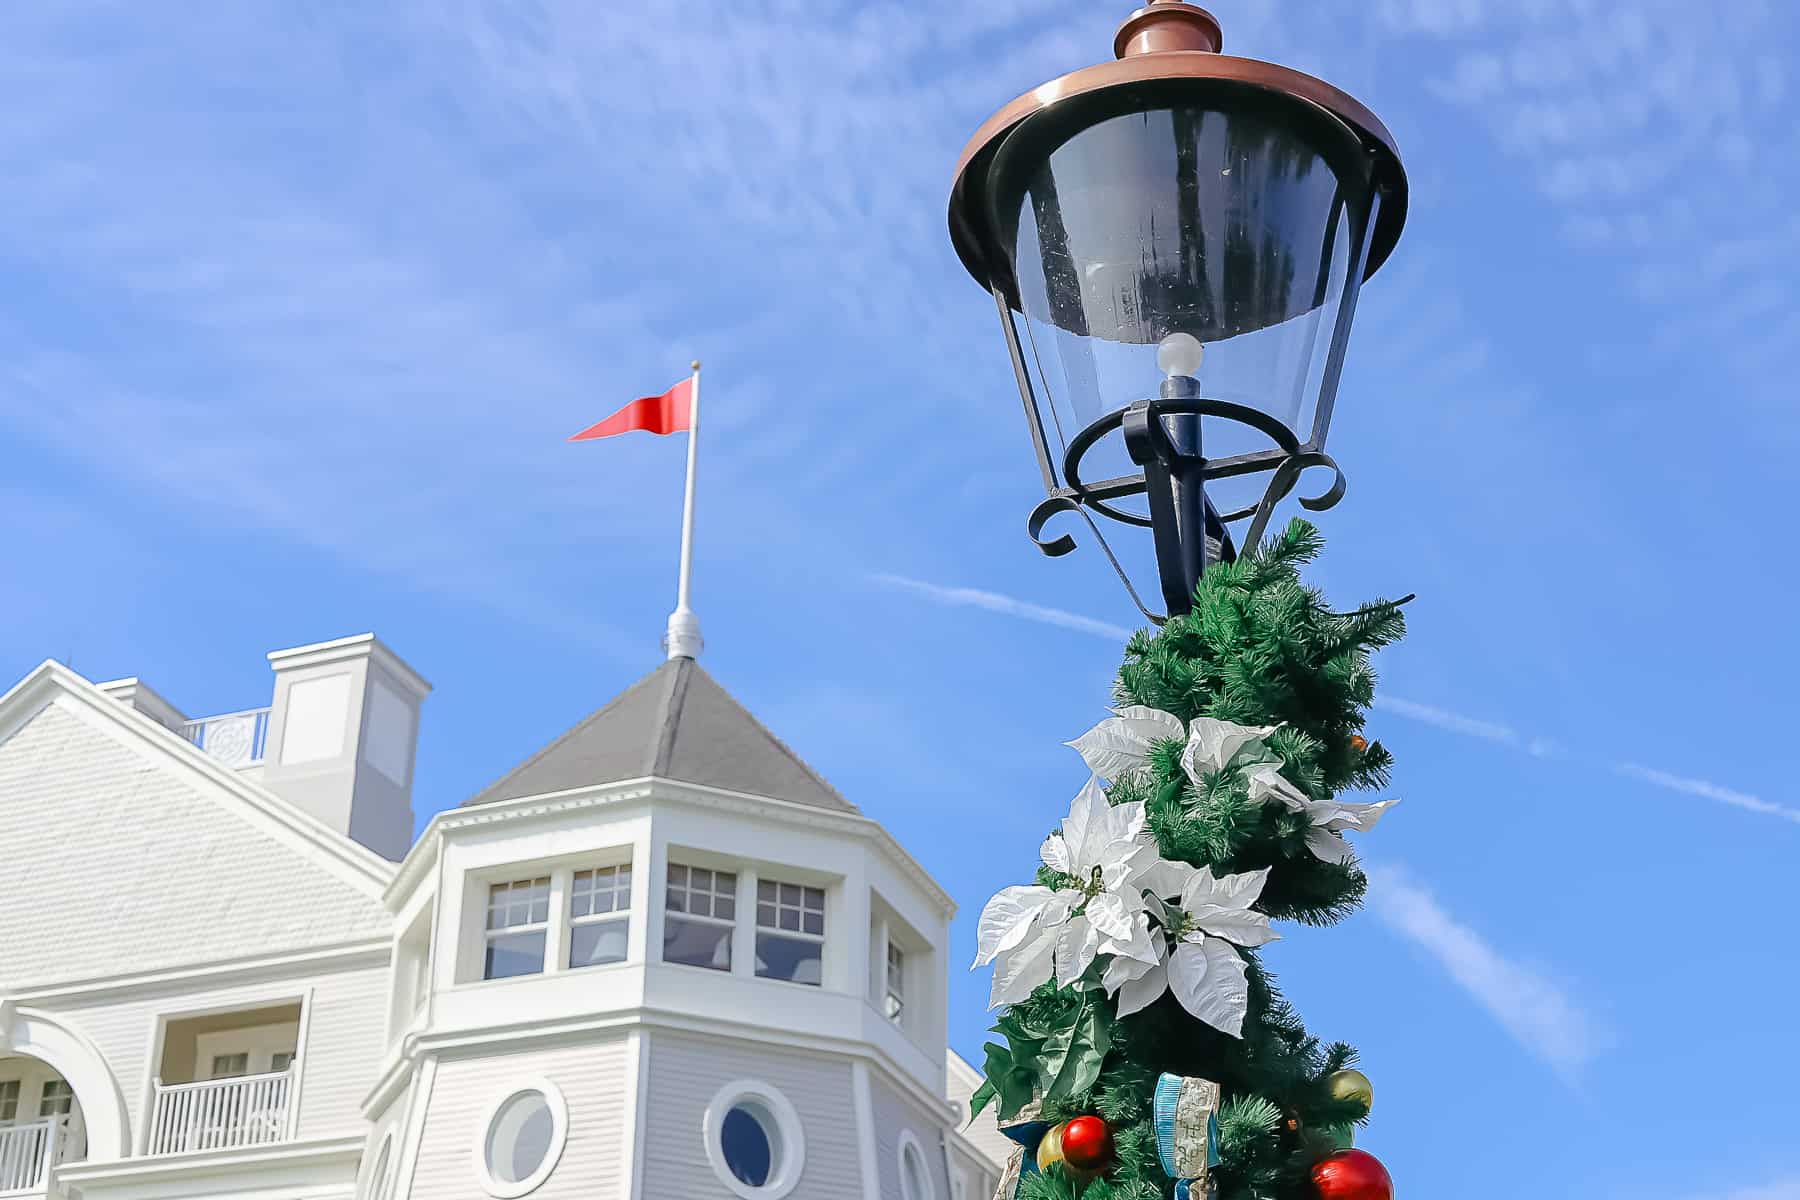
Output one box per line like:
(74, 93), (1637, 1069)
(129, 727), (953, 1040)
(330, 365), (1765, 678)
(949, 0), (1408, 619)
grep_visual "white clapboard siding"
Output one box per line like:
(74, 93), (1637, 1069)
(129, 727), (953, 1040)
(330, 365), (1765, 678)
(640, 1031), (863, 1200)
(0, 703), (390, 990)
(871, 1079), (954, 1200)
(291, 965), (390, 1137)
(407, 1039), (630, 1200)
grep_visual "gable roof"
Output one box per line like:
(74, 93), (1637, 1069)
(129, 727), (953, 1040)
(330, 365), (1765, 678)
(0, 660), (396, 896)
(0, 661), (394, 989)
(465, 657), (858, 814)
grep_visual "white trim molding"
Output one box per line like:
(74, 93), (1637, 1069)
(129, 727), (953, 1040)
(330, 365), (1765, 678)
(56, 1133), (364, 1200)
(391, 776), (955, 919)
(363, 1131), (396, 1200)
(701, 1078), (806, 1200)
(850, 1060), (881, 1200)
(472, 1077), (568, 1199)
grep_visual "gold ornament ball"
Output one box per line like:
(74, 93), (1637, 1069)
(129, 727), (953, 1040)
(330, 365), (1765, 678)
(1036, 1122), (1102, 1182)
(1326, 1069), (1374, 1116)
(1349, 734), (1369, 753)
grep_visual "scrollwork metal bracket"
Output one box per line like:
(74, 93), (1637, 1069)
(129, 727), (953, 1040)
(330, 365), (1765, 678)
(1023, 397), (1350, 623)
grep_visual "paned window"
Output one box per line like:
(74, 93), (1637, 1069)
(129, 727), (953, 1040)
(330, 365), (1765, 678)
(0, 1080), (18, 1122)
(568, 864), (632, 968)
(209, 1053), (248, 1080)
(663, 864), (736, 971)
(484, 877), (551, 980)
(39, 1080), (75, 1116)
(755, 880), (825, 985)
(884, 941), (906, 1021)
(272, 1052), (295, 1072)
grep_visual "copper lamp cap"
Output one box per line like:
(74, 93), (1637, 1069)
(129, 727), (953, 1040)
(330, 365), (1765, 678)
(948, 0), (1409, 292)
(1113, 1), (1222, 58)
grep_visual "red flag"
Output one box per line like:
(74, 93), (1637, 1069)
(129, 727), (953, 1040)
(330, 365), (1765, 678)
(569, 377), (694, 441)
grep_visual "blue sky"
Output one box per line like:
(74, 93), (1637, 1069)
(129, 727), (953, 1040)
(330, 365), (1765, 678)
(2, 1), (1797, 1195)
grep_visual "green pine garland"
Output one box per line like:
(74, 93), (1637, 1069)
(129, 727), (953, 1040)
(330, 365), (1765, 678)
(974, 519), (1409, 1200)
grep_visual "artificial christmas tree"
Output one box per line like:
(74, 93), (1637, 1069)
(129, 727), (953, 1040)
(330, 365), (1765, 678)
(971, 521), (1408, 1199)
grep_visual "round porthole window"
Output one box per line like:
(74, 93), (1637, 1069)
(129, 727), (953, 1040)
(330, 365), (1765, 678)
(474, 1079), (568, 1199)
(703, 1081), (805, 1199)
(898, 1130), (935, 1200)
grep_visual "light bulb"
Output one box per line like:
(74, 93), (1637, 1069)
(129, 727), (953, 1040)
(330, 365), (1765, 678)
(1157, 332), (1205, 379)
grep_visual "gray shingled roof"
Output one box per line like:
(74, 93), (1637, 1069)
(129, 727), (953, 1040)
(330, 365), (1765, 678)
(464, 657), (858, 814)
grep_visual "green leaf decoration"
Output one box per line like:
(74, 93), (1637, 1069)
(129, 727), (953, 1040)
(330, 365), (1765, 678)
(973, 1038), (1041, 1121)
(976, 988), (1116, 1121)
(1035, 990), (1113, 1102)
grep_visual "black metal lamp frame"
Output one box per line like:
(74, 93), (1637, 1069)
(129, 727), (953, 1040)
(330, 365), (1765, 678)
(986, 91), (1388, 623)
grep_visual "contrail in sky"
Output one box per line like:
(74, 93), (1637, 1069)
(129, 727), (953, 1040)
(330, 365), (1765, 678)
(869, 573), (1136, 642)
(876, 572), (1797, 827)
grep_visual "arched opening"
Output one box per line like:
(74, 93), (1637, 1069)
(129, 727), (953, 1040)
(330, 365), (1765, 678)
(0, 1054), (87, 1190)
(2, 1007), (128, 1166)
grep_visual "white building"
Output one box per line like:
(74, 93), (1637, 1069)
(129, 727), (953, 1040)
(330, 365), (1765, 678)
(0, 634), (1010, 1200)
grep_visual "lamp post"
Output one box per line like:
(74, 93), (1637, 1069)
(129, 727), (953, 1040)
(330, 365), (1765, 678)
(949, 0), (1408, 619)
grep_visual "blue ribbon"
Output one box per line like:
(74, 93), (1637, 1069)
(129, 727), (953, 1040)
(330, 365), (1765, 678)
(1154, 1073), (1222, 1196)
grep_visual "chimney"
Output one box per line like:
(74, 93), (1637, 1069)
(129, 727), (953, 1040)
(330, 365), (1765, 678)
(259, 634), (430, 861)
(95, 678), (189, 734)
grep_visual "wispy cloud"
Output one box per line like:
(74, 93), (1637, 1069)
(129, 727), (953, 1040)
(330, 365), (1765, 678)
(1376, 696), (1798, 826)
(1365, 863), (1606, 1077)
(1612, 763), (1800, 827)
(1686, 1179), (1800, 1200)
(870, 573), (1136, 642)
(1371, 696), (1518, 746)
(1381, 0), (1800, 410)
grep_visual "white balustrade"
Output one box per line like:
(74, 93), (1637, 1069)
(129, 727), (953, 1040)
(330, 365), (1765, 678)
(179, 707), (271, 768)
(148, 1069), (293, 1156)
(0, 1119), (60, 1194)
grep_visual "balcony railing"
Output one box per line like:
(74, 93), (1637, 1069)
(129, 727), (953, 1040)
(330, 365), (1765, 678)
(0, 1119), (63, 1194)
(148, 1069), (293, 1156)
(179, 707), (271, 768)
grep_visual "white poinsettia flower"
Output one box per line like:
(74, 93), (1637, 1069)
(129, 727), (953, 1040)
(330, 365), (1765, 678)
(1109, 864), (1277, 1037)
(973, 778), (1160, 1007)
(1066, 706), (1185, 782)
(1297, 797), (1399, 864)
(1243, 762), (1397, 865)
(1244, 762), (1311, 809)
(1180, 717), (1280, 784)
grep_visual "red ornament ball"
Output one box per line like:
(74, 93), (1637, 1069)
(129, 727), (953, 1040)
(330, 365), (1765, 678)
(1311, 1149), (1392, 1200)
(1059, 1115), (1114, 1170)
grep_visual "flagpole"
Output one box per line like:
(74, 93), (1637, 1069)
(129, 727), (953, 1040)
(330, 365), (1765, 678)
(665, 360), (704, 660)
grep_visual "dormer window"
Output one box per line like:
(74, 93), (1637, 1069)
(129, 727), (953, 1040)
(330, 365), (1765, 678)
(664, 864), (736, 972)
(755, 880), (825, 986)
(484, 877), (551, 980)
